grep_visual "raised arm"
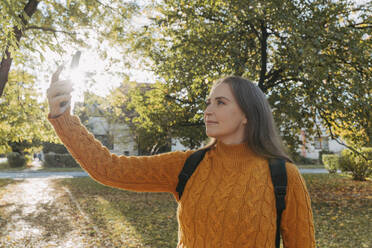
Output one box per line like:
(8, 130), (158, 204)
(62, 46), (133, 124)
(46, 66), (192, 195)
(281, 163), (316, 248)
(48, 112), (191, 194)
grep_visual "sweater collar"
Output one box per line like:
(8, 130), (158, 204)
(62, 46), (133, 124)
(215, 140), (260, 160)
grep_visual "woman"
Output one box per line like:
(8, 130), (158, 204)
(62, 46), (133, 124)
(47, 68), (315, 247)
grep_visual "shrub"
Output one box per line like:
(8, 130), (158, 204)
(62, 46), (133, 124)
(318, 150), (334, 164)
(322, 154), (339, 174)
(339, 148), (372, 181)
(42, 142), (68, 154)
(6, 152), (26, 168)
(43, 152), (80, 168)
(292, 153), (317, 165)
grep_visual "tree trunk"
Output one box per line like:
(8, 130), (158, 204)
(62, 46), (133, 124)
(0, 0), (40, 97)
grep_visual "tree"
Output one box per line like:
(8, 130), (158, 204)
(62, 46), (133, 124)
(108, 81), (174, 154)
(0, 70), (57, 153)
(0, 0), (138, 97)
(123, 0), (371, 153)
(73, 91), (115, 149)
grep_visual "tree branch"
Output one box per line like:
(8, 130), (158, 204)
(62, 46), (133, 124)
(317, 108), (369, 160)
(0, 0), (40, 97)
(348, 24), (372, 30)
(258, 20), (268, 92)
(264, 68), (284, 91)
(25, 25), (76, 35)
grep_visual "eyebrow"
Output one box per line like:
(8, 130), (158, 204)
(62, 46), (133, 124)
(206, 96), (231, 102)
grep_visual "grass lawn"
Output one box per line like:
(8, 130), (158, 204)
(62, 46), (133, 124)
(306, 174), (371, 248)
(57, 174), (371, 248)
(58, 178), (179, 248)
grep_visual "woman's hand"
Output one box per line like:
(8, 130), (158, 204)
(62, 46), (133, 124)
(47, 66), (73, 118)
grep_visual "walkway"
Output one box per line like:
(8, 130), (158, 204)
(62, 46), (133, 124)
(0, 168), (330, 179)
(0, 178), (104, 247)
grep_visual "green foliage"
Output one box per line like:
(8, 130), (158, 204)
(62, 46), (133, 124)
(318, 150), (334, 165)
(42, 142), (68, 154)
(289, 150), (317, 165)
(43, 152), (79, 168)
(107, 81), (176, 154)
(123, 0), (371, 152)
(339, 148), (372, 181)
(0, 0), (139, 91)
(6, 152), (26, 168)
(0, 70), (58, 153)
(322, 154), (339, 174)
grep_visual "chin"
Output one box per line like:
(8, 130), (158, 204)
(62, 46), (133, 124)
(205, 130), (219, 139)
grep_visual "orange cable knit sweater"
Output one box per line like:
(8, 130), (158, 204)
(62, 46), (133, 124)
(49, 111), (315, 248)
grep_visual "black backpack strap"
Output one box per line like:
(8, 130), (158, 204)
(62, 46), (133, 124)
(269, 158), (288, 248)
(176, 149), (209, 200)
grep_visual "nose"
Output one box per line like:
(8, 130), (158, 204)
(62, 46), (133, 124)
(204, 104), (213, 117)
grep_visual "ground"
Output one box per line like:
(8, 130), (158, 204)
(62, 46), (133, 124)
(0, 161), (370, 247)
(0, 178), (106, 248)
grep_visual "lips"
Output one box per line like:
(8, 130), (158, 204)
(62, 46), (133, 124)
(206, 121), (218, 125)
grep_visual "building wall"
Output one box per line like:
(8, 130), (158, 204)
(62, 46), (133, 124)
(87, 117), (138, 156)
(111, 123), (138, 156)
(298, 130), (345, 159)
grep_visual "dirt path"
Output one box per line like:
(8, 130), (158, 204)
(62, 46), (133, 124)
(0, 178), (103, 248)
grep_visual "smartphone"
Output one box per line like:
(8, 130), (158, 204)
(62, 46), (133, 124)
(59, 51), (82, 108)
(70, 51), (81, 70)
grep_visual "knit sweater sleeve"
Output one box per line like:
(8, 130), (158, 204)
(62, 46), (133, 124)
(48, 111), (192, 195)
(281, 163), (316, 248)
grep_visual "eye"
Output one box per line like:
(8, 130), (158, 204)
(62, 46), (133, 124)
(217, 100), (225, 105)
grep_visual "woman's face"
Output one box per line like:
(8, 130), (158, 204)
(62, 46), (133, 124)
(204, 83), (247, 144)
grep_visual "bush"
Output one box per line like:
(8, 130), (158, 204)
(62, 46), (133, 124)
(322, 154), (339, 174)
(339, 148), (372, 181)
(6, 152), (26, 168)
(318, 150), (334, 164)
(42, 142), (68, 154)
(43, 152), (80, 168)
(292, 153), (318, 165)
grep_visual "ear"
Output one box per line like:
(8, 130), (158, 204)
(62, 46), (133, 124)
(242, 116), (247, 125)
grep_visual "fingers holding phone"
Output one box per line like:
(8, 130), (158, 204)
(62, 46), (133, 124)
(47, 52), (81, 118)
(47, 77), (73, 118)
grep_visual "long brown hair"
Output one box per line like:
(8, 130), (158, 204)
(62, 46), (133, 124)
(203, 76), (293, 163)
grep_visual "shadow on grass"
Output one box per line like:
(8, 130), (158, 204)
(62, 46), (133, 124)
(0, 198), (75, 246)
(57, 175), (372, 248)
(58, 178), (179, 248)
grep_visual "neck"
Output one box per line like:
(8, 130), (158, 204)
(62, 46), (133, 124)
(215, 140), (260, 160)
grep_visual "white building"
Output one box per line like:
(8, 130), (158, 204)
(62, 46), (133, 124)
(86, 116), (138, 156)
(298, 129), (345, 159)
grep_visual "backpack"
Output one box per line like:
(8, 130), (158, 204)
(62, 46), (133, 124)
(176, 149), (287, 248)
